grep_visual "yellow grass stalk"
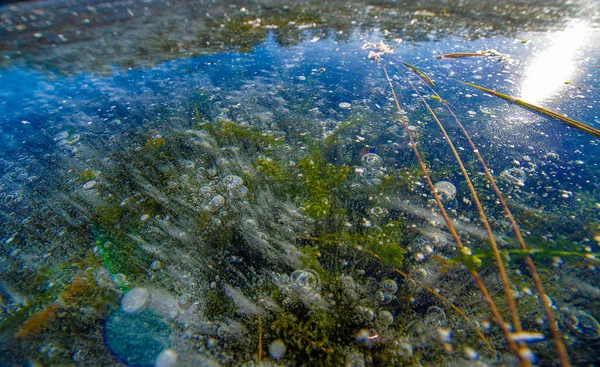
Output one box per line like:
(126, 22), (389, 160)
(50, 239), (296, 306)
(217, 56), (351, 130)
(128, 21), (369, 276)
(462, 81), (600, 139)
(407, 72), (571, 367)
(381, 64), (530, 366)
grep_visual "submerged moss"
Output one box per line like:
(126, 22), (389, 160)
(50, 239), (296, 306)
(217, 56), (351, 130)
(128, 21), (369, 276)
(91, 224), (146, 290)
(319, 220), (406, 268)
(297, 151), (350, 220)
(76, 169), (97, 183)
(198, 120), (282, 151)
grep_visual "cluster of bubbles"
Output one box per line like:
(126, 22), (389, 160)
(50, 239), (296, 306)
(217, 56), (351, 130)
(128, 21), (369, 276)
(358, 153), (385, 185)
(271, 269), (324, 307)
(340, 275), (359, 300)
(430, 181), (459, 213)
(223, 174), (248, 199)
(375, 278), (398, 305)
(410, 235), (434, 262)
(369, 206), (388, 217)
(196, 173), (248, 214)
(389, 337), (413, 359)
(409, 228), (453, 266)
(290, 269), (320, 291)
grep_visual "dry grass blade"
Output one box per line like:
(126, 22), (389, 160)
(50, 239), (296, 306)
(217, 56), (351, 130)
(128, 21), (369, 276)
(359, 247), (496, 352)
(401, 69), (524, 339)
(391, 268), (496, 353)
(462, 81), (600, 139)
(410, 74), (572, 366)
(380, 64), (529, 366)
(402, 62), (435, 86)
(436, 52), (487, 59)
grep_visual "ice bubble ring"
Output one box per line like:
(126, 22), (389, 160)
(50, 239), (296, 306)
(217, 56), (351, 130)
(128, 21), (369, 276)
(433, 181), (457, 202)
(382, 279), (398, 294)
(361, 153), (383, 167)
(562, 308), (600, 340)
(223, 175), (248, 199)
(223, 175), (243, 189)
(360, 153), (385, 185)
(290, 269), (320, 291)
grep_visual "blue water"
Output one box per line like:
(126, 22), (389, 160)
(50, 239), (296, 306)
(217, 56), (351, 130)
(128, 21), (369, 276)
(1, 18), (600, 367)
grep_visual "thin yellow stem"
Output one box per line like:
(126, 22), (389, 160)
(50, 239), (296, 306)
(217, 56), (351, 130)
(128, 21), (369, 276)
(258, 287), (263, 362)
(404, 75), (523, 336)
(415, 74), (571, 367)
(381, 65), (528, 366)
(462, 81), (600, 139)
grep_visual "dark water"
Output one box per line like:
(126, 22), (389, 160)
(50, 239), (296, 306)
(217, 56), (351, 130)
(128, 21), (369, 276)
(1, 1), (600, 366)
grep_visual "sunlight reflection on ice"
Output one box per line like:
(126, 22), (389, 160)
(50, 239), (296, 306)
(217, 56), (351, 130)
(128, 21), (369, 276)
(520, 21), (592, 104)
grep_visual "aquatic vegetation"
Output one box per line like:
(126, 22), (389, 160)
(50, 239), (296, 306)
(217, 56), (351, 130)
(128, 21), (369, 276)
(76, 169), (97, 184)
(1, 2), (599, 365)
(13, 303), (59, 340)
(197, 120), (282, 152)
(319, 221), (406, 268)
(369, 40), (584, 365)
(143, 135), (166, 150)
(297, 151), (350, 220)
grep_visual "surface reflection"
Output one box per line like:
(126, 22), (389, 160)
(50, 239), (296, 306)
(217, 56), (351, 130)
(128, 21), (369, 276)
(520, 21), (592, 104)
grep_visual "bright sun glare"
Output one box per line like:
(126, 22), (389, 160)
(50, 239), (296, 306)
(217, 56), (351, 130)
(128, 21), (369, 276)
(520, 21), (591, 104)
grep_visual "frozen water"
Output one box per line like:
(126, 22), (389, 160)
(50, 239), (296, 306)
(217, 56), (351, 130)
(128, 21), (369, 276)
(1, 1), (599, 365)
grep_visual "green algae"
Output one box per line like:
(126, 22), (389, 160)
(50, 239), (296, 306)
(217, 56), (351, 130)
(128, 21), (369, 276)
(76, 169), (97, 184)
(91, 224), (145, 291)
(319, 221), (406, 268)
(297, 151), (350, 220)
(198, 120), (283, 151)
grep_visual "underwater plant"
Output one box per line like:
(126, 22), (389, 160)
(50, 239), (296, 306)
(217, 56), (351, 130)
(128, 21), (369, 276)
(361, 39), (600, 366)
(2, 3), (599, 364)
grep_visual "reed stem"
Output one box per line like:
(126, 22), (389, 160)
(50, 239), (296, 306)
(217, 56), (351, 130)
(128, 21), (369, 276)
(412, 71), (571, 367)
(381, 64), (528, 366)
(402, 73), (523, 337)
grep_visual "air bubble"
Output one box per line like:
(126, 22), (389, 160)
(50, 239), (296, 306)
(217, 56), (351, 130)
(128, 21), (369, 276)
(563, 308), (600, 340)
(361, 153), (383, 167)
(424, 306), (447, 329)
(206, 195), (225, 211)
(500, 167), (527, 187)
(434, 181), (457, 201)
(375, 290), (393, 304)
(54, 131), (69, 141)
(378, 310), (394, 326)
(269, 339), (287, 361)
(228, 184), (248, 199)
(121, 287), (150, 314)
(155, 349), (178, 367)
(359, 306), (375, 321)
(290, 270), (319, 291)
(382, 279), (398, 294)
(82, 180), (97, 190)
(370, 206), (386, 216)
(199, 185), (214, 200)
(223, 175), (243, 189)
